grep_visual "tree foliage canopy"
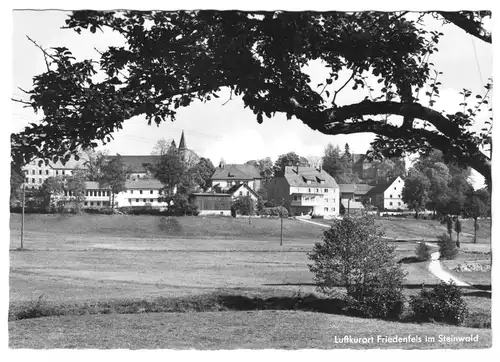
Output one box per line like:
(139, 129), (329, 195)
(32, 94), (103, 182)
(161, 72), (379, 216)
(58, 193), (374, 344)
(12, 10), (492, 184)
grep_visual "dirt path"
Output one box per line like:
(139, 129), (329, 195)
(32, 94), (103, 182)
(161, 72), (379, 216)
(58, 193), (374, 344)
(296, 218), (471, 287)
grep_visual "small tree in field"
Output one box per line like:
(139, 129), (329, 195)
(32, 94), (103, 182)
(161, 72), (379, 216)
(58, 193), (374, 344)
(308, 215), (407, 319)
(454, 218), (462, 248)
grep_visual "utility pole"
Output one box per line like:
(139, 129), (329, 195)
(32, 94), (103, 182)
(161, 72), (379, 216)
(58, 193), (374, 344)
(280, 198), (284, 246)
(348, 198), (351, 217)
(248, 196), (251, 225)
(21, 182), (25, 250)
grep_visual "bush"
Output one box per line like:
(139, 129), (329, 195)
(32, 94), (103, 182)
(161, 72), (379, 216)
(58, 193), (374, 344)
(308, 215), (407, 319)
(437, 233), (458, 260)
(410, 281), (469, 325)
(231, 196), (255, 216)
(415, 242), (433, 261)
(260, 206), (288, 218)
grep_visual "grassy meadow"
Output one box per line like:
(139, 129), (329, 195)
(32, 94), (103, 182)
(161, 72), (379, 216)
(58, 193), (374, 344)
(8, 213), (491, 349)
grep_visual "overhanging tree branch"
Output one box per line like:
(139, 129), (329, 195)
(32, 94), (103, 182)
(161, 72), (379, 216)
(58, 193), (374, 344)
(437, 11), (491, 44)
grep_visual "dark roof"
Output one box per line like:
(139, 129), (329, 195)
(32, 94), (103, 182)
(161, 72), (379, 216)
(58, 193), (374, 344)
(107, 155), (158, 173)
(125, 179), (163, 189)
(191, 192), (232, 197)
(283, 166), (338, 188)
(178, 131), (187, 150)
(338, 183), (373, 195)
(211, 164), (261, 180)
(366, 177), (400, 195)
(341, 199), (365, 209)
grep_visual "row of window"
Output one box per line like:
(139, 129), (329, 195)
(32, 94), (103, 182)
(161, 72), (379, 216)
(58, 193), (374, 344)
(129, 190), (155, 194)
(26, 177), (43, 184)
(86, 190), (111, 197)
(389, 202), (402, 206)
(26, 169), (68, 176)
(84, 201), (110, 207)
(130, 199), (160, 203)
(323, 207), (336, 212)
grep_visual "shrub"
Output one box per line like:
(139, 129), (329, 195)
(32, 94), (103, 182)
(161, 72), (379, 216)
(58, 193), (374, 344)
(415, 242), (433, 261)
(437, 233), (458, 260)
(409, 281), (469, 325)
(231, 196), (255, 216)
(260, 206), (288, 218)
(308, 215), (407, 319)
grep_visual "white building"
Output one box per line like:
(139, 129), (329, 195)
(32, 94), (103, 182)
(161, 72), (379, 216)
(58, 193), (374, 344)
(367, 176), (407, 210)
(267, 166), (340, 217)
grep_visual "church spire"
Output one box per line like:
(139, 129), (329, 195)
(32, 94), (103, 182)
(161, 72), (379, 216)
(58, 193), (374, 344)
(178, 130), (187, 151)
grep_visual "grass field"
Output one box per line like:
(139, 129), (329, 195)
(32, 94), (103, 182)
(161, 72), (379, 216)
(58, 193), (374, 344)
(8, 213), (492, 349)
(9, 311), (491, 349)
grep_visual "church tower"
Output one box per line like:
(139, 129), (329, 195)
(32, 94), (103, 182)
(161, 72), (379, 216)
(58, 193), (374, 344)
(178, 130), (187, 153)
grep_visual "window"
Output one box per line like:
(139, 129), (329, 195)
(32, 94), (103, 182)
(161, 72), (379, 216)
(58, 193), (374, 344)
(84, 202), (88, 206)
(390, 194), (392, 198)
(143, 199), (146, 203)
(324, 207), (328, 211)
(98, 191), (101, 197)
(62, 170), (65, 175)
(136, 199), (139, 202)
(398, 202), (401, 206)
(325, 198), (328, 202)
(96, 202), (100, 206)
(394, 187), (396, 190)
(389, 202), (393, 206)
(239, 191), (243, 196)
(90, 202), (94, 206)
(308, 188), (311, 193)
(25, 177), (29, 183)
(150, 190), (153, 194)
(246, 191), (249, 196)
(38, 178), (42, 184)
(32, 170), (35, 175)
(131, 190), (134, 194)
(39, 170), (42, 175)
(324, 188), (328, 192)
(316, 188), (319, 193)
(31, 178), (35, 183)
(140, 190), (143, 194)
(45, 170), (49, 175)
(56, 171), (59, 175)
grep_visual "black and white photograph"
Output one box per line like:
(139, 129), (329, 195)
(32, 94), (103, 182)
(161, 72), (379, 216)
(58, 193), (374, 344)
(7, 1), (494, 352)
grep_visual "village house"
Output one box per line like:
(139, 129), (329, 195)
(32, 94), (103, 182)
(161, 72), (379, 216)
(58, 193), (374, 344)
(210, 162), (262, 192)
(189, 193), (232, 216)
(367, 176), (407, 211)
(226, 183), (260, 202)
(267, 165), (340, 218)
(21, 158), (86, 189)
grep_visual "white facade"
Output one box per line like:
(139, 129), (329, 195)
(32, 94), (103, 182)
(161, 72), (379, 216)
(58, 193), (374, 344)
(383, 177), (406, 210)
(267, 167), (340, 217)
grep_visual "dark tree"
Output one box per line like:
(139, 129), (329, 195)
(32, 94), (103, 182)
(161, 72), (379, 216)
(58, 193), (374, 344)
(273, 152), (310, 175)
(100, 154), (131, 209)
(11, 11), (492, 185)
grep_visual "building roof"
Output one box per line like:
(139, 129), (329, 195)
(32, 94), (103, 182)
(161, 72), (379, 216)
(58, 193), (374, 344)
(191, 192), (232, 197)
(366, 177), (401, 195)
(227, 183), (259, 198)
(338, 183), (373, 195)
(178, 131), (187, 150)
(125, 179), (164, 189)
(107, 155), (158, 173)
(84, 181), (102, 189)
(49, 158), (87, 170)
(283, 166), (339, 188)
(211, 164), (261, 181)
(341, 199), (365, 209)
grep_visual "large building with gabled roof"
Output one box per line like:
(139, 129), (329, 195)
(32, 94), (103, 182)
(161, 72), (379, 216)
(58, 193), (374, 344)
(267, 165), (340, 217)
(210, 162), (263, 192)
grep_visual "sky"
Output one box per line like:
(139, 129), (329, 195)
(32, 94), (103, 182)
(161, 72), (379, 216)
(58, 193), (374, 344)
(10, 8), (492, 188)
